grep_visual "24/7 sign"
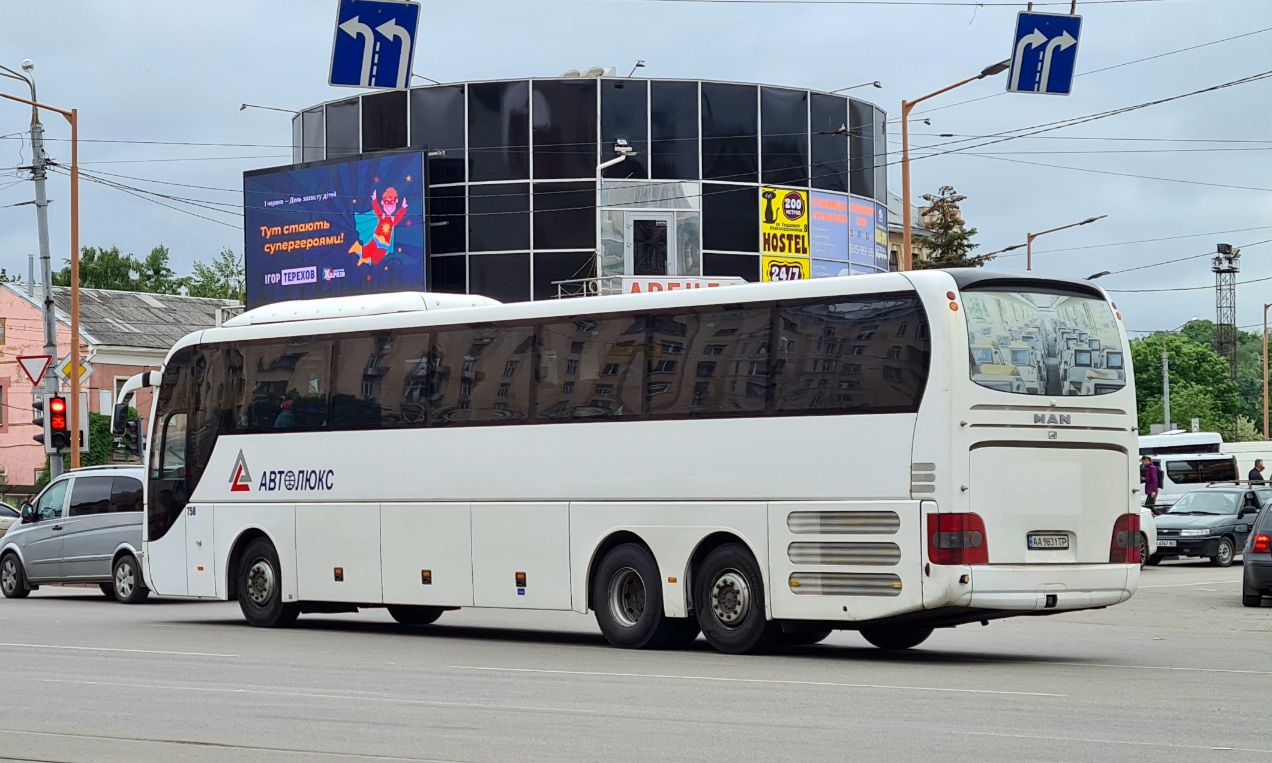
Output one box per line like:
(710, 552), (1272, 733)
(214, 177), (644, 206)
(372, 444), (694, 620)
(763, 256), (808, 282)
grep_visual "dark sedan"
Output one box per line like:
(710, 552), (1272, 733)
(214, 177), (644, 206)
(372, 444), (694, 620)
(1243, 505), (1272, 607)
(1148, 485), (1269, 568)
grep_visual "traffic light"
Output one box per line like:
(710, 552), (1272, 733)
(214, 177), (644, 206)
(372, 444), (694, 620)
(47, 395), (70, 450)
(124, 419), (143, 457)
(32, 396), (48, 450)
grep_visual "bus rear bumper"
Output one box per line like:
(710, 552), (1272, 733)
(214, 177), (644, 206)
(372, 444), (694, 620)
(967, 564), (1137, 611)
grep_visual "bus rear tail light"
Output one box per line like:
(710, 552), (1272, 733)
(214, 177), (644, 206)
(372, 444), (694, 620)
(1253, 534), (1271, 554)
(1109, 513), (1141, 564)
(928, 513), (989, 565)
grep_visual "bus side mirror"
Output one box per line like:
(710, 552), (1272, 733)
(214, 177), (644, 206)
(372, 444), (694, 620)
(111, 402), (129, 436)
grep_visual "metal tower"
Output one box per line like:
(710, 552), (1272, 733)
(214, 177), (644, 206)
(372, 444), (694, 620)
(1213, 243), (1240, 380)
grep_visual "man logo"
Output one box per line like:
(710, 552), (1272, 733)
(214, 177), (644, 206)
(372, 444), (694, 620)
(229, 450), (252, 492)
(1034, 413), (1072, 426)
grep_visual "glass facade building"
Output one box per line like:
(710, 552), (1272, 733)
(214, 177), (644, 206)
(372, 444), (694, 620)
(291, 78), (889, 303)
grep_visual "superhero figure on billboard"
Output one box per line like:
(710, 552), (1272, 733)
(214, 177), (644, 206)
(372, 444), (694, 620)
(349, 187), (407, 267)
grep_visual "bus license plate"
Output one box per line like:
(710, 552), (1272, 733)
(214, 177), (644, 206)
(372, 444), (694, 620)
(1157, 539), (1177, 548)
(1027, 533), (1069, 550)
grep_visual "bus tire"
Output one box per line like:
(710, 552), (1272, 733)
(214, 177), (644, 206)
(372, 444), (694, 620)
(779, 629), (833, 647)
(387, 605), (443, 626)
(592, 543), (681, 649)
(237, 538), (299, 628)
(112, 554), (149, 604)
(692, 543), (778, 655)
(860, 626), (933, 651)
(1, 553), (29, 599)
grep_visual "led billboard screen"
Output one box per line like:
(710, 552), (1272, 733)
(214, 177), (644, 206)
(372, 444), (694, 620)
(243, 152), (426, 309)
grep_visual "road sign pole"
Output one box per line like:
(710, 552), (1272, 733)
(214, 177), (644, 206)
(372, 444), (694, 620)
(28, 85), (62, 478)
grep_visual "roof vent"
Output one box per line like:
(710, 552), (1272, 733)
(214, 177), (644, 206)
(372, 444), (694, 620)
(222, 292), (502, 327)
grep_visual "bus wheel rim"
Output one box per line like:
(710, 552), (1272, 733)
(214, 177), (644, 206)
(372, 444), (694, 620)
(115, 562), (134, 598)
(608, 567), (646, 628)
(247, 560), (276, 606)
(711, 570), (751, 628)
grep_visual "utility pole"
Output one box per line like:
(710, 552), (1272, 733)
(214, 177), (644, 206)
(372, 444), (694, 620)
(1162, 348), (1171, 432)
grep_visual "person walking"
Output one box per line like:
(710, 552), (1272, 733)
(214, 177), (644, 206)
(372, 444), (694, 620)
(1141, 456), (1161, 512)
(1249, 459), (1265, 485)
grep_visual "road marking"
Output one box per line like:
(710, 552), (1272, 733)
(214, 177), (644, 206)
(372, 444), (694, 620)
(963, 657), (1272, 677)
(0, 728), (461, 762)
(36, 678), (594, 715)
(1139, 579), (1241, 589)
(0, 642), (235, 658)
(448, 666), (1065, 697)
(948, 728), (1272, 754)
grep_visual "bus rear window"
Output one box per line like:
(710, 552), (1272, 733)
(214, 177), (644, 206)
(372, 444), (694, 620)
(963, 289), (1125, 397)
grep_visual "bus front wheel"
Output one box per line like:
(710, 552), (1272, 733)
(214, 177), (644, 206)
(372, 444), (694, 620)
(692, 543), (778, 655)
(860, 626), (933, 651)
(237, 538), (299, 628)
(388, 605), (444, 626)
(592, 543), (697, 649)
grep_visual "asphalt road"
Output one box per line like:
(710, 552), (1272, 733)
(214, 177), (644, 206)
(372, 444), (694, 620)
(0, 560), (1268, 763)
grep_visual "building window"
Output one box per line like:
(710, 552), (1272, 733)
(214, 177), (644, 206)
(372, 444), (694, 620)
(566, 359), (579, 375)
(602, 363), (621, 377)
(361, 379), (374, 397)
(649, 360), (679, 375)
(497, 383), (511, 398)
(883, 367), (903, 382)
(897, 322), (908, 338)
(888, 346), (902, 360)
(562, 382), (574, 395)
(571, 341), (584, 354)
(503, 360), (520, 378)
(594, 384), (615, 396)
(704, 344), (726, 356)
(856, 326), (878, 340)
(697, 361), (717, 377)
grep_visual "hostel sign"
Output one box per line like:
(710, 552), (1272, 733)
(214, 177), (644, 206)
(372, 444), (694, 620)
(760, 187), (810, 281)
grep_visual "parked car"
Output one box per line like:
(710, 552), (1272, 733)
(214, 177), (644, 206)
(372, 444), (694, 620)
(1149, 484), (1269, 567)
(0, 505), (18, 535)
(1139, 506), (1158, 568)
(1242, 504), (1272, 607)
(1, 466), (149, 603)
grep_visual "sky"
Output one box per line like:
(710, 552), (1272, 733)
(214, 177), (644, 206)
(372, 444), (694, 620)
(0, 0), (1269, 336)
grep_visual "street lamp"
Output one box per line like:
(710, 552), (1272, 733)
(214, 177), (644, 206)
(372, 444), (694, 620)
(978, 243), (1026, 259)
(1086, 271), (1112, 281)
(596, 139), (636, 277)
(411, 73), (441, 85)
(239, 103), (299, 115)
(1025, 215), (1108, 271)
(901, 60), (1010, 271)
(0, 86), (82, 468)
(831, 81), (882, 93)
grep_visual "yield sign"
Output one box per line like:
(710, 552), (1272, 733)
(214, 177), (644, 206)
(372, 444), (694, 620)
(17, 355), (53, 386)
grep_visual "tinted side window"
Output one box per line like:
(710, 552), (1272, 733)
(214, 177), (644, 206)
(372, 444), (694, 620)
(240, 338), (333, 432)
(648, 307), (771, 417)
(330, 331), (433, 429)
(69, 476), (113, 517)
(110, 477), (144, 513)
(773, 296), (930, 414)
(539, 317), (646, 421)
(430, 325), (534, 425)
(701, 83), (758, 183)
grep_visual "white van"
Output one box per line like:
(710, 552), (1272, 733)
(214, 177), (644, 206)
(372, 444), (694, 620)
(1147, 454), (1240, 511)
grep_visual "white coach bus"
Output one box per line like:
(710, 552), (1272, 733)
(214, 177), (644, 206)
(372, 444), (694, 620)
(139, 270), (1140, 654)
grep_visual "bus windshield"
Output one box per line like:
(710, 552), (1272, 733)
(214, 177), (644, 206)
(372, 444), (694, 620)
(963, 289), (1125, 397)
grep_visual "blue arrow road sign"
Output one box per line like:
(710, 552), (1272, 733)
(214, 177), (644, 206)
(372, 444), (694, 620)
(329, 0), (420, 90)
(1007, 12), (1083, 96)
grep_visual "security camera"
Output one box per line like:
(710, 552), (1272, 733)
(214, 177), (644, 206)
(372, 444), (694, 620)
(21, 59), (34, 72)
(613, 138), (634, 157)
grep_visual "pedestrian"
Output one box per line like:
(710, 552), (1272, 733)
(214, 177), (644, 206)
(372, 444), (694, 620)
(1141, 456), (1160, 511)
(1249, 459), (1265, 485)
(274, 399), (295, 429)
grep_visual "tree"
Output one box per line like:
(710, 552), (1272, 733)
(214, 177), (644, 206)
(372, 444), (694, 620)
(53, 246), (138, 290)
(184, 247), (244, 302)
(912, 186), (992, 270)
(0, 268), (20, 283)
(134, 245), (181, 294)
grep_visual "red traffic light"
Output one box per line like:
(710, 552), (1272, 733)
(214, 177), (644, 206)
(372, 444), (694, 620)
(48, 396), (68, 434)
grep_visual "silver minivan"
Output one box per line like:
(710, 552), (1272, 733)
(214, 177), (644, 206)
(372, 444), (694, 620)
(1, 465), (149, 604)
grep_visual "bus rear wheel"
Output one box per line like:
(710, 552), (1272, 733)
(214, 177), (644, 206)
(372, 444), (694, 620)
(860, 626), (933, 651)
(388, 605), (444, 626)
(592, 543), (695, 649)
(237, 538), (299, 628)
(693, 543), (778, 655)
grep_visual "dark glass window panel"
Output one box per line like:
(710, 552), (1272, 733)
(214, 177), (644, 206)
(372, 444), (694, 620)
(469, 183), (529, 252)
(848, 99), (876, 199)
(410, 85), (466, 184)
(533, 251), (596, 301)
(761, 88), (808, 186)
(532, 80), (597, 180)
(703, 253), (759, 282)
(533, 182), (595, 250)
(703, 184), (758, 252)
(239, 338), (333, 432)
(361, 90), (408, 152)
(430, 324), (534, 425)
(325, 98), (360, 158)
(186, 345), (245, 488)
(773, 296), (929, 413)
(69, 476), (112, 516)
(701, 83), (758, 183)
(810, 93), (849, 193)
(650, 81), (699, 180)
(632, 218), (669, 275)
(873, 107), (888, 203)
(430, 255), (467, 294)
(330, 331), (434, 429)
(110, 477), (144, 513)
(648, 307), (771, 417)
(469, 81), (530, 182)
(429, 185), (465, 255)
(601, 80), (648, 179)
(539, 316), (645, 421)
(470, 253), (530, 302)
(301, 108), (324, 163)
(291, 114), (303, 163)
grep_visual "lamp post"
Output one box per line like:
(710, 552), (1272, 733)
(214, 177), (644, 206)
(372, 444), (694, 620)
(831, 81), (882, 93)
(1025, 215), (1108, 271)
(595, 140), (635, 287)
(901, 60), (1010, 271)
(0, 88), (81, 467)
(239, 103), (299, 115)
